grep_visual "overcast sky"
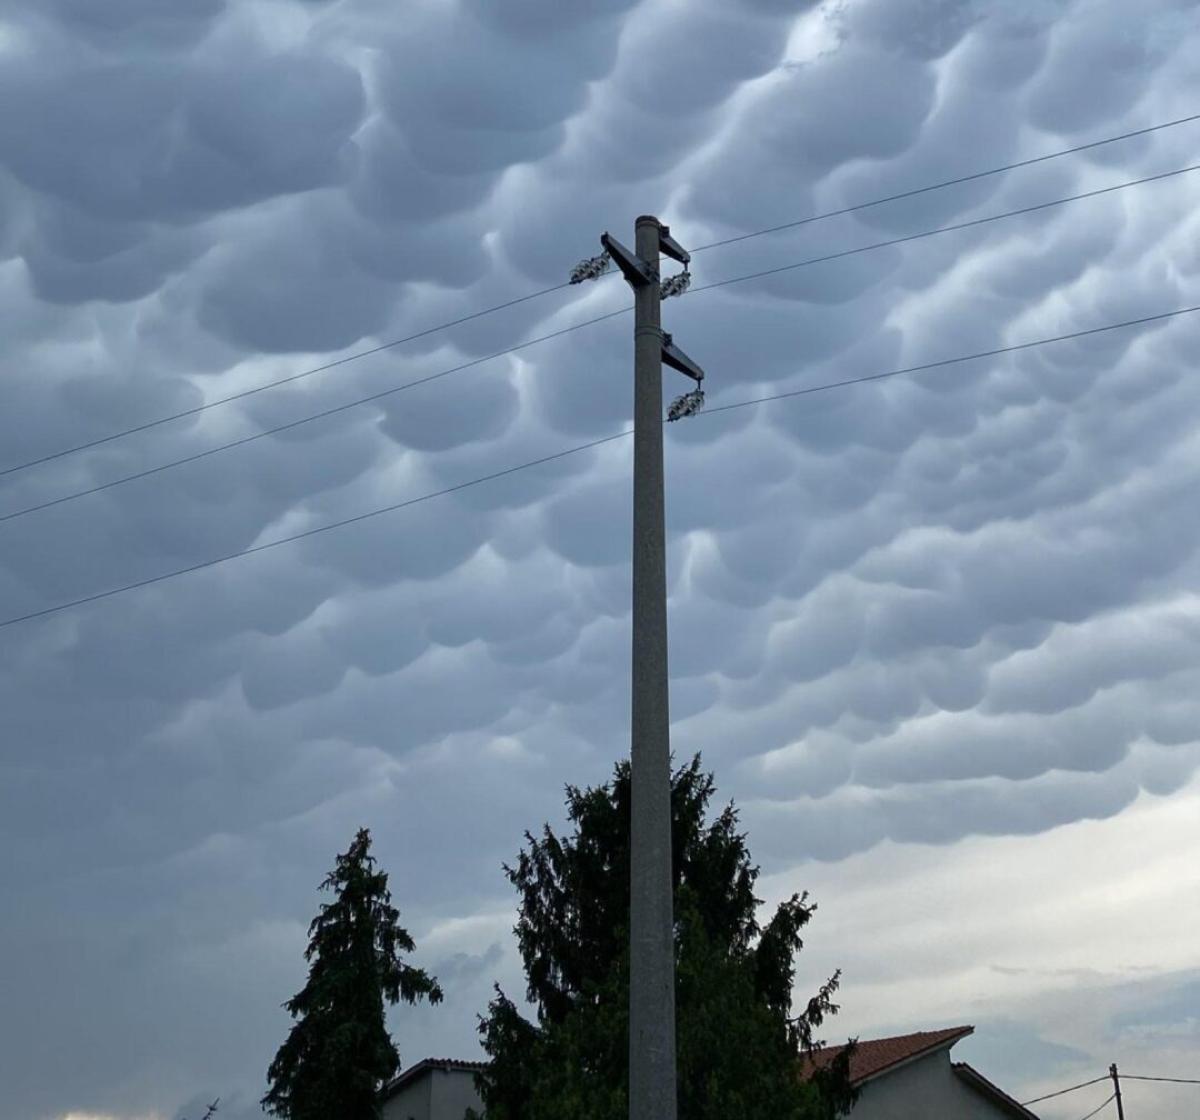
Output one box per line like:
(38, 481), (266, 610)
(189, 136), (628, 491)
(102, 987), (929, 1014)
(1, 1), (1198, 1119)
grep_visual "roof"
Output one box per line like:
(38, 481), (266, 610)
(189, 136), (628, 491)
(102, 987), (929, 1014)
(381, 1057), (489, 1100)
(953, 1061), (1042, 1120)
(801, 1025), (975, 1085)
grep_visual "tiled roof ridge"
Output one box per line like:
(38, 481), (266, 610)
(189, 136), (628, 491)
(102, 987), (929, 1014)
(381, 1056), (490, 1099)
(801, 1025), (975, 1086)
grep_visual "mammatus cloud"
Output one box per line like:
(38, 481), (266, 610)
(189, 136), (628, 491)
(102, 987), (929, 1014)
(0, 0), (1197, 1118)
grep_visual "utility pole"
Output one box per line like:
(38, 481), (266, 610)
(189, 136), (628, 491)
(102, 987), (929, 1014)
(571, 218), (705, 1120)
(1110, 1063), (1126, 1120)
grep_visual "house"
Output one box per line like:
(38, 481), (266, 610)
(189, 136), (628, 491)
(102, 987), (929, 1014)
(383, 1026), (1039, 1120)
(380, 1057), (486, 1120)
(802, 1025), (1041, 1120)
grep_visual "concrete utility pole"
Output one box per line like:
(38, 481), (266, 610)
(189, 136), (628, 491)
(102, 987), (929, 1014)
(627, 214), (677, 1120)
(1110, 1063), (1126, 1120)
(571, 218), (704, 1120)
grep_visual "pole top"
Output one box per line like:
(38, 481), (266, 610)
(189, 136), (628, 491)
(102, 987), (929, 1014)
(636, 214), (661, 227)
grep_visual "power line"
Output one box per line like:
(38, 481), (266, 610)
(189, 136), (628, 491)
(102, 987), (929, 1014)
(4, 167), (1191, 527)
(0, 308), (627, 524)
(1022, 1075), (1111, 1106)
(688, 163), (1200, 297)
(2, 303), (1195, 630)
(3, 114), (1194, 482)
(703, 305), (1200, 417)
(1074, 1093), (1116, 1120)
(1122, 1075), (1200, 1085)
(688, 111), (1200, 253)
(0, 281), (571, 480)
(0, 431), (628, 629)
(1020, 1069), (1200, 1108)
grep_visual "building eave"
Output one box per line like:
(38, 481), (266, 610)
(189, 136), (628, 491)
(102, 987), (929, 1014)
(953, 1061), (1042, 1119)
(381, 1058), (489, 1101)
(853, 1026), (976, 1086)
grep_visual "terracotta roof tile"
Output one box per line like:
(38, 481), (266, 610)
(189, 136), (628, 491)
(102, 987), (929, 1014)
(800, 1025), (974, 1085)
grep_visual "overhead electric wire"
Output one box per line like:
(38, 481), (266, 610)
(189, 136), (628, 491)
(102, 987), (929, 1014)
(0, 430), (630, 629)
(3, 166), (1193, 527)
(0, 308), (628, 525)
(2, 113), (1195, 482)
(1021, 1075), (1112, 1106)
(2, 302), (1195, 630)
(702, 305), (1199, 417)
(1073, 1093), (1115, 1120)
(688, 111), (1200, 253)
(688, 163), (1200, 298)
(0, 281), (572, 480)
(1122, 1074), (1200, 1084)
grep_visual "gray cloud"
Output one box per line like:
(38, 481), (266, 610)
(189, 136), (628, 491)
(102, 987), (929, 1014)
(1, 0), (1198, 1117)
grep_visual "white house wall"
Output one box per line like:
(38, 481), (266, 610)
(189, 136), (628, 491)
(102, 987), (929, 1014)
(381, 1067), (482, 1120)
(848, 1050), (1026, 1120)
(431, 1066), (484, 1120)
(381, 1071), (433, 1120)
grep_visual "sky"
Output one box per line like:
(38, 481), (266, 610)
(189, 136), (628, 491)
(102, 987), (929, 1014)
(0, 0), (1198, 1118)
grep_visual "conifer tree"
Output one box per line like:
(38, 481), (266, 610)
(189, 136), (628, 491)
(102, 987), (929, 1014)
(263, 828), (442, 1120)
(473, 756), (856, 1120)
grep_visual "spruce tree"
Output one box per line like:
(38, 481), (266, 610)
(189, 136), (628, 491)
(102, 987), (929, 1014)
(263, 828), (443, 1120)
(473, 756), (856, 1120)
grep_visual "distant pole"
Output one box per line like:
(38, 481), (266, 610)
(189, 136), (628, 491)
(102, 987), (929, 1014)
(570, 217), (703, 1120)
(628, 214), (676, 1120)
(1110, 1064), (1126, 1120)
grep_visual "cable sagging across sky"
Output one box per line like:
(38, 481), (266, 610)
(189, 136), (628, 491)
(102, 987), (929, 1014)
(1, 302), (1195, 629)
(1073, 1093), (1116, 1120)
(1021, 1075), (1111, 1106)
(3, 165), (1195, 528)
(688, 111), (1200, 253)
(2, 112), (1195, 480)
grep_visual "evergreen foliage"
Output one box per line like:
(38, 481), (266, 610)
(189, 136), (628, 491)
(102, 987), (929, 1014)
(263, 828), (443, 1120)
(473, 756), (856, 1120)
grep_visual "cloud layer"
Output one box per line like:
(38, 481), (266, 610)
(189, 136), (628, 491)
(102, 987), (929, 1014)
(1, 0), (1198, 1117)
